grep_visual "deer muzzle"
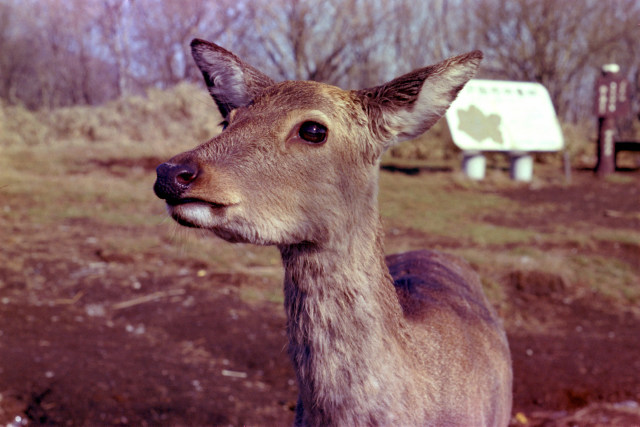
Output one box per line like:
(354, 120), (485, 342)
(153, 162), (199, 204)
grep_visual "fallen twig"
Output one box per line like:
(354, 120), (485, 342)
(604, 209), (640, 220)
(55, 291), (85, 305)
(112, 289), (186, 310)
(221, 369), (247, 379)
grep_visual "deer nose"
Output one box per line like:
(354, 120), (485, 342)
(154, 162), (199, 202)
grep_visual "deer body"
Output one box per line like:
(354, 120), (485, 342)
(154, 39), (512, 426)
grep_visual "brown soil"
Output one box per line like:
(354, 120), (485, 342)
(1, 166), (639, 426)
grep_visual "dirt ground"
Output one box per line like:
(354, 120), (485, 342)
(1, 163), (639, 426)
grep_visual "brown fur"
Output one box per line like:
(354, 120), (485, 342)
(154, 39), (512, 426)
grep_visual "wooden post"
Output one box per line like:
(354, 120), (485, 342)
(594, 64), (631, 176)
(563, 151), (572, 183)
(596, 117), (616, 175)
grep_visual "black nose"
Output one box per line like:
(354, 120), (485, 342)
(153, 162), (199, 202)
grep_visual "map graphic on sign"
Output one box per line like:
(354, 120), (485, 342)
(456, 105), (504, 145)
(445, 80), (564, 152)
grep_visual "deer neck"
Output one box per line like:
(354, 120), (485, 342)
(279, 209), (417, 422)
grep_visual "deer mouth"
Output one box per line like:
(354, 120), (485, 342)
(165, 197), (227, 209)
(165, 198), (232, 229)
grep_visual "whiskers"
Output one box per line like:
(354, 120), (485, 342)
(164, 220), (209, 256)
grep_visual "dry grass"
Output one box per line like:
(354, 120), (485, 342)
(1, 83), (220, 149)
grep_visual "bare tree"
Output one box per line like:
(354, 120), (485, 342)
(474, 0), (640, 122)
(1, 0), (637, 123)
(130, 0), (241, 88)
(0, 1), (27, 104)
(0, 0), (113, 108)
(390, 0), (477, 72)
(100, 0), (132, 97)
(243, 0), (393, 88)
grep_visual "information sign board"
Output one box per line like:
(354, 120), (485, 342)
(445, 79), (564, 152)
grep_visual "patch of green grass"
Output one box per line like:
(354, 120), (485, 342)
(604, 173), (636, 185)
(455, 245), (639, 305)
(465, 224), (539, 246)
(379, 171), (535, 245)
(592, 228), (640, 246)
(570, 254), (639, 301)
(540, 225), (640, 250)
(1, 141), (169, 226)
(238, 282), (284, 305)
(2, 171), (156, 226)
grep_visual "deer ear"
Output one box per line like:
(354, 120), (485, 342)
(357, 51), (482, 147)
(191, 39), (275, 118)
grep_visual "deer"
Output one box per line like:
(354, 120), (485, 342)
(154, 38), (512, 426)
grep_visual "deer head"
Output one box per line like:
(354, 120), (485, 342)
(154, 39), (481, 248)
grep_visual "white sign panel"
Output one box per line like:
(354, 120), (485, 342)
(445, 79), (564, 152)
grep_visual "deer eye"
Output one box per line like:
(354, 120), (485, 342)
(299, 121), (327, 144)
